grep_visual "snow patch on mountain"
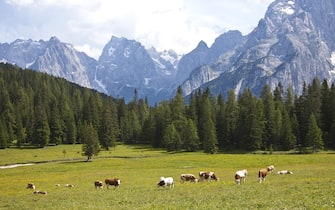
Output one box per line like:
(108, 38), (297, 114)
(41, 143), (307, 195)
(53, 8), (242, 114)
(235, 79), (244, 96)
(330, 52), (335, 74)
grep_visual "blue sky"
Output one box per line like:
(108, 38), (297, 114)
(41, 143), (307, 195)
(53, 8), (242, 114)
(0, 0), (274, 59)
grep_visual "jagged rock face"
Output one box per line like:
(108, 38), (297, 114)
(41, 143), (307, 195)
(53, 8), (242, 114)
(175, 41), (210, 85)
(179, 30), (244, 96)
(202, 0), (335, 97)
(181, 65), (221, 96)
(95, 36), (161, 102)
(31, 37), (92, 88)
(0, 37), (94, 88)
(0, 39), (47, 68)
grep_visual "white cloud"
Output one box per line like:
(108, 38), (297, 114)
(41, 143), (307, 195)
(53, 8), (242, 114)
(0, 0), (274, 59)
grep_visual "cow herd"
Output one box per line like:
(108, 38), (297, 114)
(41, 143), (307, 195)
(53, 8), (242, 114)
(27, 164), (294, 194)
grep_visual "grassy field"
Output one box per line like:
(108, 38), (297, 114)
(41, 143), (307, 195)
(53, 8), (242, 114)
(0, 145), (334, 209)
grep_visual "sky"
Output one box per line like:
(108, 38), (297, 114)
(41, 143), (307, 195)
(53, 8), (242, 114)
(0, 0), (274, 59)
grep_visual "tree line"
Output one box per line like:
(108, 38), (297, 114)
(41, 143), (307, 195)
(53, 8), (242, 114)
(0, 63), (334, 153)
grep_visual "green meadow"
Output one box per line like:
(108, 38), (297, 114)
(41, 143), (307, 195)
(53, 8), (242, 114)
(0, 145), (334, 209)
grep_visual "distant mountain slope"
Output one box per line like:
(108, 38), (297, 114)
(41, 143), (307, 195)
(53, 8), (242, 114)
(197, 0), (335, 97)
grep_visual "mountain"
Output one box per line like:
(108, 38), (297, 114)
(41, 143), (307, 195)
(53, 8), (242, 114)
(95, 36), (180, 103)
(193, 0), (335, 97)
(179, 30), (244, 95)
(0, 36), (180, 104)
(1, 0), (335, 103)
(0, 37), (94, 88)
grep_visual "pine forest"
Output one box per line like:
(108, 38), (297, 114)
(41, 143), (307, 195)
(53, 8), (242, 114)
(0, 63), (334, 153)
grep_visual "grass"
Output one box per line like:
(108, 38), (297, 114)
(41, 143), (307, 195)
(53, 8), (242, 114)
(0, 145), (334, 209)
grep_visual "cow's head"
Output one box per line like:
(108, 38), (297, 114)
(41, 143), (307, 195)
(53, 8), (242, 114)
(157, 180), (165, 187)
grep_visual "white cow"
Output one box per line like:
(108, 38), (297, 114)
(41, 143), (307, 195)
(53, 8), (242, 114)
(235, 169), (248, 185)
(157, 177), (174, 189)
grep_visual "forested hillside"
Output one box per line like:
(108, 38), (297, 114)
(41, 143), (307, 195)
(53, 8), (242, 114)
(0, 63), (334, 152)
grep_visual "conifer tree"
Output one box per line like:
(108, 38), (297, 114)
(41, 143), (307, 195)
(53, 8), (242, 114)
(216, 93), (226, 150)
(32, 92), (50, 147)
(305, 113), (323, 152)
(99, 101), (115, 150)
(82, 123), (100, 161)
(163, 123), (182, 151)
(182, 119), (200, 151)
(198, 88), (218, 153)
(260, 84), (276, 150)
(49, 101), (63, 145)
(0, 121), (8, 148)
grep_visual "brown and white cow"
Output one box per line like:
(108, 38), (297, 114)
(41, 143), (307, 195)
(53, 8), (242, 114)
(277, 170), (293, 175)
(27, 183), (35, 189)
(94, 180), (103, 189)
(258, 168), (269, 183)
(180, 174), (198, 183)
(235, 169), (248, 185)
(105, 178), (121, 189)
(199, 171), (219, 182)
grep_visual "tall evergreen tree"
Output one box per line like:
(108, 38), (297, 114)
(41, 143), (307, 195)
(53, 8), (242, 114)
(281, 109), (296, 150)
(32, 92), (50, 147)
(236, 88), (263, 150)
(198, 88), (218, 153)
(49, 101), (63, 145)
(182, 119), (200, 151)
(216, 93), (226, 150)
(260, 84), (276, 150)
(163, 123), (182, 151)
(82, 123), (100, 161)
(99, 101), (116, 150)
(0, 121), (8, 148)
(305, 113), (323, 152)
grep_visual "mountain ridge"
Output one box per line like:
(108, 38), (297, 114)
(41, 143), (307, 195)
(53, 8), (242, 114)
(1, 0), (335, 103)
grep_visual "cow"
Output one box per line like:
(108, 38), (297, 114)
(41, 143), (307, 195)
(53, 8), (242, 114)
(277, 170), (293, 175)
(267, 165), (275, 173)
(26, 183), (35, 190)
(157, 177), (174, 189)
(258, 168), (269, 183)
(105, 178), (121, 189)
(94, 180), (103, 189)
(33, 190), (47, 195)
(235, 169), (248, 185)
(64, 184), (75, 188)
(180, 174), (198, 183)
(199, 171), (219, 182)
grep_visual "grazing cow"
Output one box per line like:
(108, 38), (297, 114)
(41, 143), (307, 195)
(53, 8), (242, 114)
(33, 190), (47, 195)
(105, 178), (121, 189)
(277, 170), (293, 175)
(180, 174), (198, 183)
(94, 180), (104, 189)
(199, 171), (219, 182)
(258, 168), (269, 183)
(55, 184), (61, 187)
(235, 169), (248, 185)
(157, 177), (174, 189)
(64, 184), (75, 188)
(267, 165), (275, 173)
(26, 183), (35, 190)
